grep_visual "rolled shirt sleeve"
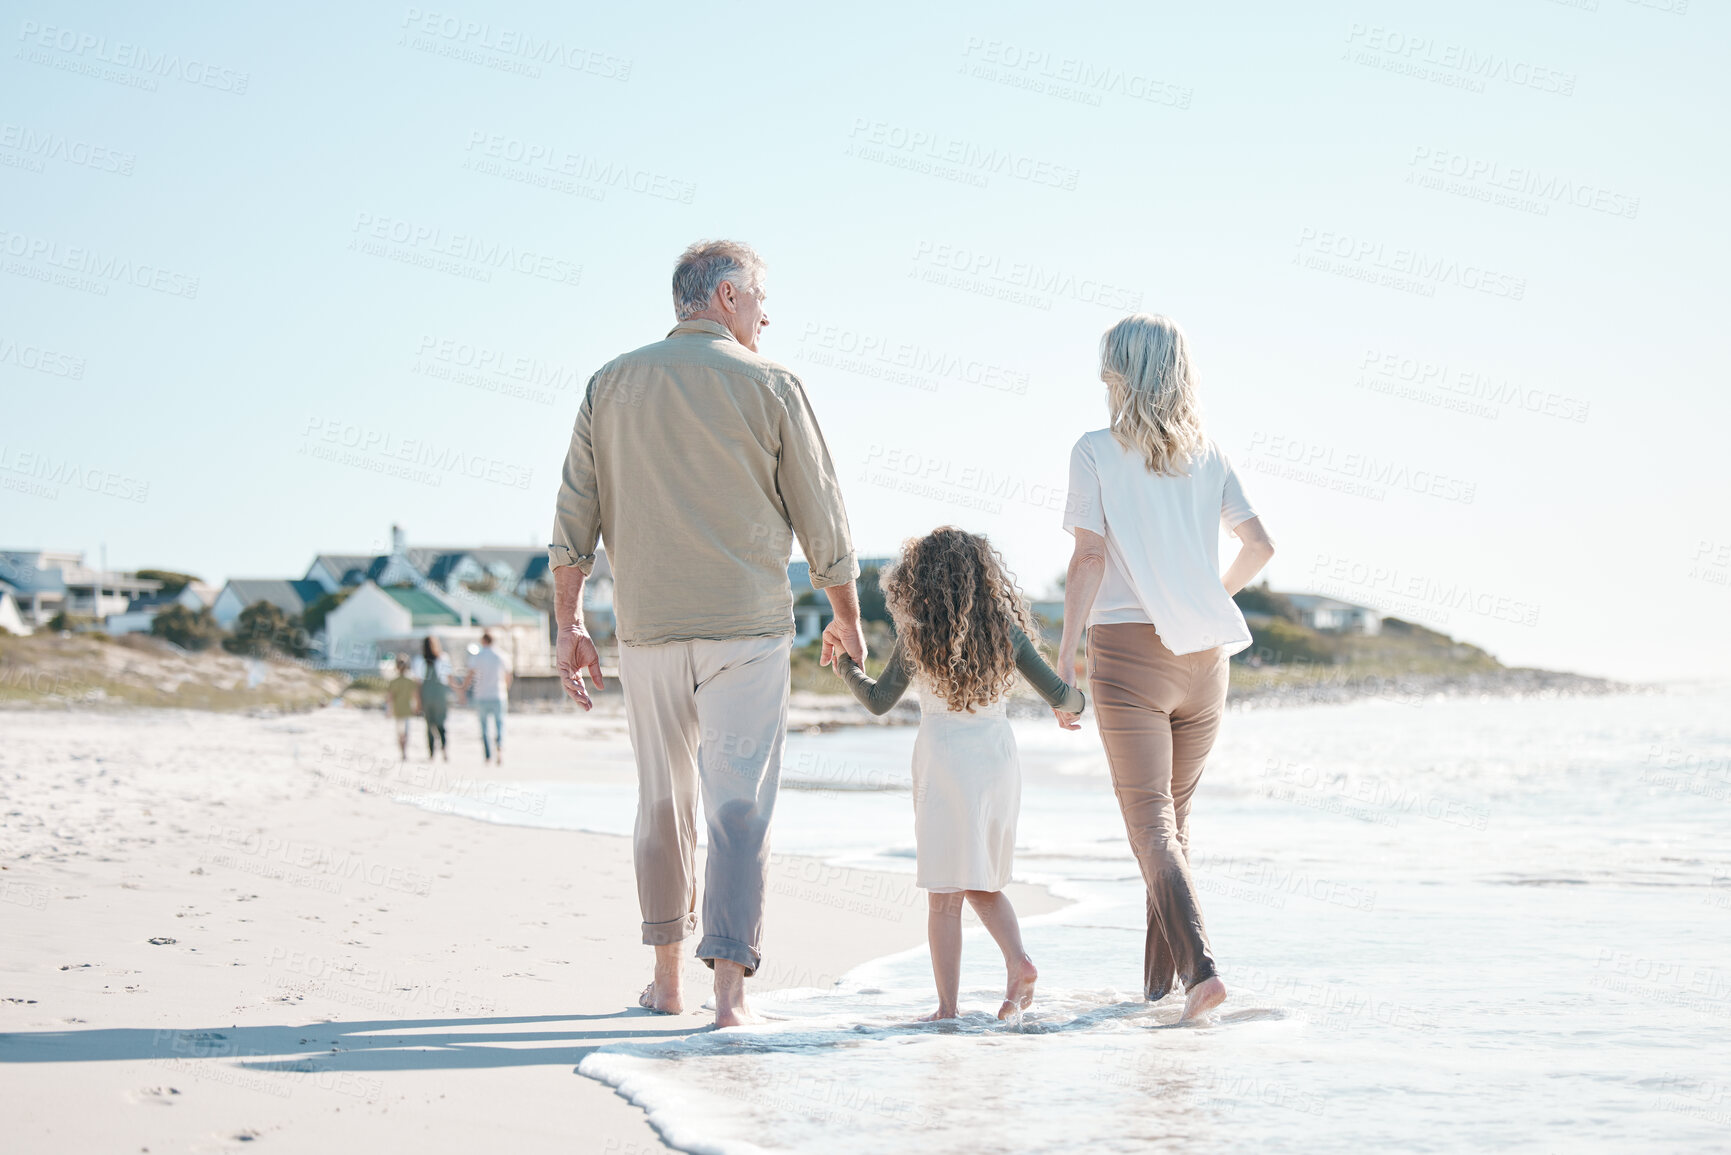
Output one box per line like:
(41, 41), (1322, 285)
(1062, 436), (1106, 536)
(1220, 454), (1257, 530)
(775, 376), (858, 590)
(547, 378), (601, 575)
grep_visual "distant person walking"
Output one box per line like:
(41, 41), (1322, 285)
(549, 239), (862, 1028)
(386, 656), (418, 761)
(1056, 314), (1275, 1024)
(463, 632), (512, 765)
(418, 635), (452, 762)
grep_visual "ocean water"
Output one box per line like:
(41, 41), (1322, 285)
(414, 685), (1731, 1153)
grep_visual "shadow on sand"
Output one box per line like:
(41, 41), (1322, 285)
(0, 1009), (699, 1074)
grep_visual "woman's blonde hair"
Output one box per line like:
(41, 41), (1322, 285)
(880, 527), (1040, 714)
(1100, 313), (1206, 476)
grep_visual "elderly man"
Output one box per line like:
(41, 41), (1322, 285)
(549, 239), (863, 1027)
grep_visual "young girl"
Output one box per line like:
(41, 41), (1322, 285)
(835, 527), (1085, 1021)
(387, 656), (418, 760)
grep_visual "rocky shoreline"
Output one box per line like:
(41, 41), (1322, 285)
(1223, 666), (1636, 710)
(785, 665), (1640, 728)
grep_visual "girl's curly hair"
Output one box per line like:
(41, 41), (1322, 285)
(880, 527), (1041, 713)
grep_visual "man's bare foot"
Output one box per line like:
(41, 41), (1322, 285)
(1179, 976), (1227, 1023)
(638, 980), (683, 1015)
(998, 955), (1038, 1020)
(638, 943), (684, 1014)
(712, 960), (762, 1028)
(714, 1003), (765, 1028)
(918, 1006), (958, 1022)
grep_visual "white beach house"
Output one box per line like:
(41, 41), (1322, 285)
(320, 580), (550, 675)
(0, 580), (30, 635)
(1284, 594), (1382, 635)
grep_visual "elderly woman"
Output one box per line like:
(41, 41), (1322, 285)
(1056, 314), (1275, 1023)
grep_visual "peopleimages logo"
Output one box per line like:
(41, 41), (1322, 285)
(1343, 23), (1576, 96)
(0, 122), (135, 175)
(1356, 348), (1590, 423)
(0, 444), (148, 503)
(1244, 431), (1477, 505)
(414, 335), (584, 391)
(910, 240), (1142, 311)
(860, 443), (1085, 518)
(300, 417), (534, 490)
(398, 8), (631, 80)
(349, 212), (582, 287)
(0, 226), (200, 298)
(846, 118), (1080, 191)
(1295, 227), (1526, 301)
(799, 322), (1030, 396)
(1310, 552), (1541, 627)
(463, 131), (695, 203)
(15, 20), (250, 93)
(1407, 146), (1639, 220)
(959, 37), (1193, 110)
(0, 334), (85, 379)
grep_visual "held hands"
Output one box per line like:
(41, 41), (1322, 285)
(557, 624), (605, 711)
(820, 616), (866, 669)
(1053, 680), (1083, 730)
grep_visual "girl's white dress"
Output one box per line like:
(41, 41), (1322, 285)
(837, 629), (1085, 894)
(912, 683), (1021, 893)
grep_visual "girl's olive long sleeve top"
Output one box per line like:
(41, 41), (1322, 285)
(835, 628), (1086, 716)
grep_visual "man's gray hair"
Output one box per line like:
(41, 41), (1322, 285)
(672, 240), (765, 320)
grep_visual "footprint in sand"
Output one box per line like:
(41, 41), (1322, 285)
(127, 1086), (181, 1106)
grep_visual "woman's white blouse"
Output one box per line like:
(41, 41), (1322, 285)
(1063, 430), (1258, 656)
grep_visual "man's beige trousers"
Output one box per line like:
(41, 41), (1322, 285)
(618, 635), (791, 976)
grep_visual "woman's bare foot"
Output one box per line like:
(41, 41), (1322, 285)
(998, 955), (1038, 1020)
(917, 1006), (958, 1022)
(1179, 976), (1227, 1023)
(638, 980), (683, 1015)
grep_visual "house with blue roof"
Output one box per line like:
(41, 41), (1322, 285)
(0, 548), (162, 629)
(211, 578), (327, 631)
(297, 525), (604, 670)
(104, 582), (218, 635)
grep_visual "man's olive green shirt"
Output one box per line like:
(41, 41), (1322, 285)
(549, 319), (858, 646)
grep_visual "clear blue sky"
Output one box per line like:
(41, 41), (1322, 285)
(3, 0), (1726, 680)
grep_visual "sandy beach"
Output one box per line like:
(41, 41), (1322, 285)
(0, 703), (1063, 1154)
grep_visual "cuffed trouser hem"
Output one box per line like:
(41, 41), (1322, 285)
(696, 934), (761, 977)
(642, 913), (697, 946)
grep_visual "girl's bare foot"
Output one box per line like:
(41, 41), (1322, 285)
(638, 980), (683, 1015)
(998, 955), (1038, 1020)
(917, 1006), (958, 1022)
(1179, 976), (1227, 1023)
